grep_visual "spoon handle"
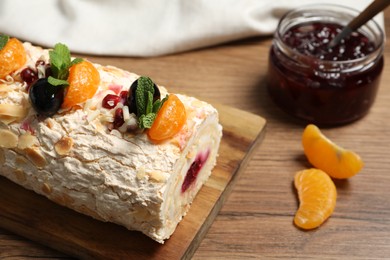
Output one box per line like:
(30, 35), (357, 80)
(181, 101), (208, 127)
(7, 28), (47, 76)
(348, 0), (390, 31)
(328, 0), (390, 48)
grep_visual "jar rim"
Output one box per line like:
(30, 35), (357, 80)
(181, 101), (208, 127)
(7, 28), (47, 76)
(274, 4), (385, 69)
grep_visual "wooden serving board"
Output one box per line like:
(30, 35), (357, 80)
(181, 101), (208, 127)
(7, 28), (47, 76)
(0, 104), (266, 259)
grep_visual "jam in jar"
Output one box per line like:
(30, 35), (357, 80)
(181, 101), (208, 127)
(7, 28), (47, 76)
(267, 5), (384, 125)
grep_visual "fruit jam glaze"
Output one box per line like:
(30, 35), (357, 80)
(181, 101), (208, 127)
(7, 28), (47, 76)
(267, 5), (384, 125)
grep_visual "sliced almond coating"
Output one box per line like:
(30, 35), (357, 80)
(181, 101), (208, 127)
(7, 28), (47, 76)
(136, 166), (146, 180)
(0, 84), (13, 97)
(0, 104), (27, 117)
(45, 118), (55, 129)
(42, 183), (52, 195)
(0, 149), (5, 165)
(25, 147), (47, 168)
(55, 136), (74, 155)
(13, 169), (26, 182)
(15, 155), (29, 166)
(18, 133), (39, 150)
(148, 171), (166, 183)
(0, 115), (17, 125)
(0, 129), (18, 148)
(0, 84), (11, 91)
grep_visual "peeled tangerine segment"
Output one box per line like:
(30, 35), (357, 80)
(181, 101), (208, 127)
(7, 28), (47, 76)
(302, 124), (364, 179)
(294, 168), (337, 230)
(62, 61), (100, 109)
(0, 38), (27, 79)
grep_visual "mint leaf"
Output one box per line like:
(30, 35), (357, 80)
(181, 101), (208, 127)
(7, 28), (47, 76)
(70, 57), (83, 66)
(134, 77), (167, 130)
(146, 91), (153, 115)
(153, 94), (168, 113)
(139, 76), (154, 93)
(48, 43), (83, 84)
(135, 76), (155, 117)
(54, 43), (71, 67)
(0, 34), (9, 51)
(139, 113), (156, 129)
(48, 76), (69, 87)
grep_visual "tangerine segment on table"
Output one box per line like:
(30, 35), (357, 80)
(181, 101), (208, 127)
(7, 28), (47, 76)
(0, 38), (27, 79)
(294, 168), (337, 230)
(61, 61), (100, 109)
(302, 124), (363, 179)
(148, 94), (186, 142)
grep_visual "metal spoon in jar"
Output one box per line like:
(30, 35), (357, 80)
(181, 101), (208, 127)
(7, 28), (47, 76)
(328, 0), (390, 48)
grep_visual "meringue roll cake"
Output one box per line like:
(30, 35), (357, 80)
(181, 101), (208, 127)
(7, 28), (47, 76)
(0, 37), (222, 243)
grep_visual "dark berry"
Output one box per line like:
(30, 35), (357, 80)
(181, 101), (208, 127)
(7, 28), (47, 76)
(113, 108), (124, 128)
(152, 84), (161, 102)
(127, 81), (138, 114)
(127, 78), (161, 114)
(45, 66), (52, 77)
(102, 94), (121, 109)
(29, 78), (64, 117)
(20, 68), (38, 85)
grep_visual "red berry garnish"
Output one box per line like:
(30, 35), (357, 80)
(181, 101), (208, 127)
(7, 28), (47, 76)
(113, 108), (124, 128)
(119, 90), (128, 105)
(102, 94), (121, 109)
(21, 68), (38, 85)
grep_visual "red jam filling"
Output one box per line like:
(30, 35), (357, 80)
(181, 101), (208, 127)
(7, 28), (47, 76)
(181, 150), (210, 193)
(268, 22), (383, 125)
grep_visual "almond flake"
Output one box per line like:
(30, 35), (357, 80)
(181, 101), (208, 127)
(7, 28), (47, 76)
(42, 183), (52, 195)
(0, 104), (27, 122)
(148, 171), (166, 183)
(13, 169), (26, 182)
(0, 129), (18, 148)
(18, 133), (39, 150)
(0, 149), (5, 165)
(0, 115), (16, 125)
(55, 136), (74, 155)
(25, 147), (47, 168)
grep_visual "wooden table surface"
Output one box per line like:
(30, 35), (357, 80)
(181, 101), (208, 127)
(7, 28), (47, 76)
(2, 8), (390, 260)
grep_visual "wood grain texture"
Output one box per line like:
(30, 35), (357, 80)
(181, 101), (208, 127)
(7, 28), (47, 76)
(1, 7), (390, 260)
(0, 104), (266, 259)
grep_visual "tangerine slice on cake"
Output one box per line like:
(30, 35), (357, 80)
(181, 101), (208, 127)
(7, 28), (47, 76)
(148, 94), (186, 142)
(62, 60), (100, 109)
(0, 37), (27, 79)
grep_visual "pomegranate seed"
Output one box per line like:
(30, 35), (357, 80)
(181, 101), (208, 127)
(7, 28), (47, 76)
(20, 68), (38, 84)
(119, 90), (129, 105)
(113, 108), (124, 128)
(102, 94), (121, 109)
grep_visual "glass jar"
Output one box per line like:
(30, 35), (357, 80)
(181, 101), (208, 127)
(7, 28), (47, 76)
(267, 4), (384, 126)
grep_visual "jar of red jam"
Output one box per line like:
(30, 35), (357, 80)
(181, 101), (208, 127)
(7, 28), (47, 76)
(267, 5), (384, 125)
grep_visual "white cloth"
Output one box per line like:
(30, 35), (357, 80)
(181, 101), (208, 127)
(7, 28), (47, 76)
(0, 0), (383, 57)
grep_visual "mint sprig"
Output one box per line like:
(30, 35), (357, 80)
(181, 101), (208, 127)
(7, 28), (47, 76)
(0, 34), (9, 51)
(135, 76), (168, 129)
(48, 43), (83, 86)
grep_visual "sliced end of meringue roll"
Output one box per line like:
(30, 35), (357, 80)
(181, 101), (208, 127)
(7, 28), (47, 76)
(0, 42), (223, 243)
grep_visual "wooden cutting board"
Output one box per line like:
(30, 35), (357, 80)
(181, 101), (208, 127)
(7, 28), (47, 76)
(0, 103), (266, 259)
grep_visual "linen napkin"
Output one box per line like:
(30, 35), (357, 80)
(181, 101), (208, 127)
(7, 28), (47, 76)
(0, 0), (382, 57)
